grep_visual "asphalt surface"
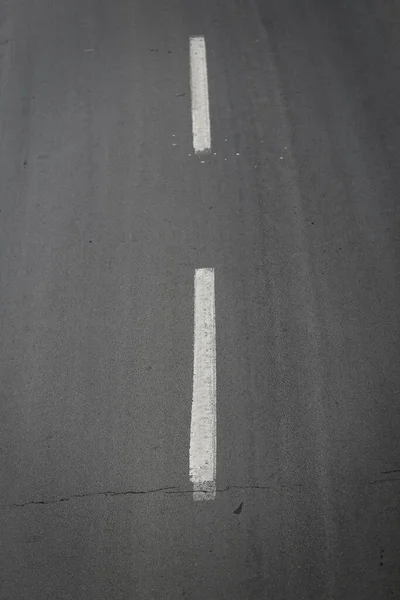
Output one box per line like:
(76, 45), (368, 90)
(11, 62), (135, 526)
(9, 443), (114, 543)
(1, 0), (399, 598)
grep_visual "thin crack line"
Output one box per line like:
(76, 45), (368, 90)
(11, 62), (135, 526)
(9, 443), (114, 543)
(367, 477), (400, 486)
(2, 483), (304, 509)
(0, 483), (303, 508)
(3, 486), (179, 509)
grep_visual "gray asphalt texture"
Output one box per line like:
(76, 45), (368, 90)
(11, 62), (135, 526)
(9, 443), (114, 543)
(1, 1), (399, 598)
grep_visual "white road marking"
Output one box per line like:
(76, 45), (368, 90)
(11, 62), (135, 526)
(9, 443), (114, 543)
(189, 36), (211, 154)
(190, 268), (217, 501)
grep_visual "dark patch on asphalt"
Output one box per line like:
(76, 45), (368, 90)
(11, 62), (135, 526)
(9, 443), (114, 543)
(234, 502), (243, 515)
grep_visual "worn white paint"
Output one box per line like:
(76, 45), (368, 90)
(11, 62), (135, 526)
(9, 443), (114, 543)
(190, 268), (216, 501)
(189, 36), (211, 153)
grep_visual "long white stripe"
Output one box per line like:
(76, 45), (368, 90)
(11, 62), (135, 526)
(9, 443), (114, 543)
(189, 36), (211, 153)
(190, 268), (217, 501)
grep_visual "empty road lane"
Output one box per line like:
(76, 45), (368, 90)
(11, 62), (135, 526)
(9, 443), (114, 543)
(1, 0), (399, 598)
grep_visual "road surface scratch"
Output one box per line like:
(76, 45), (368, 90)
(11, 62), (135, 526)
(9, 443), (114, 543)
(1, 484), (304, 509)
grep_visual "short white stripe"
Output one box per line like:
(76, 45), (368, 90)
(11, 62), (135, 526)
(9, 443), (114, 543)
(189, 36), (211, 154)
(190, 268), (217, 501)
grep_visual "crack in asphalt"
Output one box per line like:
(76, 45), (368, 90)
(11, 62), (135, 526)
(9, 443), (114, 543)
(367, 477), (400, 486)
(3, 487), (180, 509)
(8, 474), (400, 509)
(1, 483), (303, 509)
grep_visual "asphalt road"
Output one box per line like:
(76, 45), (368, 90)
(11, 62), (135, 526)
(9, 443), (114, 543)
(1, 1), (399, 598)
